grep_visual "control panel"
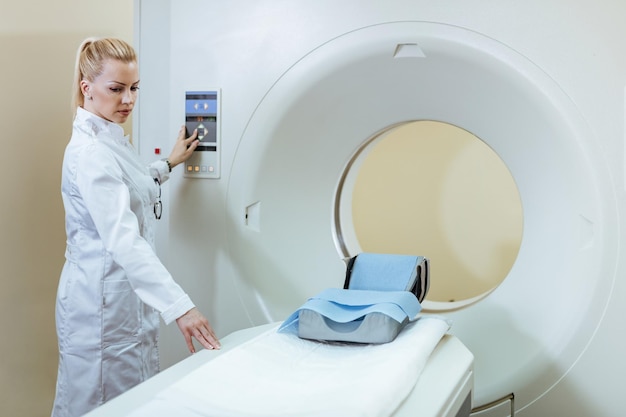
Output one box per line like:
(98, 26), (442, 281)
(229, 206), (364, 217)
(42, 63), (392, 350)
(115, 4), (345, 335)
(184, 90), (220, 178)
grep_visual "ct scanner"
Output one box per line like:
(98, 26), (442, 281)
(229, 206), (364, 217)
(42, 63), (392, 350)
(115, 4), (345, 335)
(88, 0), (626, 416)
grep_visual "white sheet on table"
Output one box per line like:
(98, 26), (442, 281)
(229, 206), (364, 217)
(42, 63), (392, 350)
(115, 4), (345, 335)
(129, 316), (450, 417)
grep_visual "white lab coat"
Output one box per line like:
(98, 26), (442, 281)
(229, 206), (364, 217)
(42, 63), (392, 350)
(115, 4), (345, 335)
(52, 108), (195, 417)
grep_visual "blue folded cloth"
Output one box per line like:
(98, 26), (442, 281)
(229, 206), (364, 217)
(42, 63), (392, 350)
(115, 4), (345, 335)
(278, 253), (427, 342)
(348, 253), (421, 291)
(278, 288), (421, 334)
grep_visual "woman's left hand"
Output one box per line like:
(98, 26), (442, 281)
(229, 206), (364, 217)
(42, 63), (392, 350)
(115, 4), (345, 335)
(167, 125), (199, 168)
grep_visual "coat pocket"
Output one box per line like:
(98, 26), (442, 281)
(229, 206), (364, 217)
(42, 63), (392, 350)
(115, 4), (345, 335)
(102, 279), (140, 345)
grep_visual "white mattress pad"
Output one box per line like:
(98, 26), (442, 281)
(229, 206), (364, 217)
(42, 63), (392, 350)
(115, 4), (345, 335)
(128, 316), (450, 417)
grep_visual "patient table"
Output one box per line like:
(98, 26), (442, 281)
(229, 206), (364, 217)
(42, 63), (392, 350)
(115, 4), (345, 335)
(84, 321), (473, 417)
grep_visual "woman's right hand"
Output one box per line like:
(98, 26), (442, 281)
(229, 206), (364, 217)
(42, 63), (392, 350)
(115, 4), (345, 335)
(176, 307), (221, 353)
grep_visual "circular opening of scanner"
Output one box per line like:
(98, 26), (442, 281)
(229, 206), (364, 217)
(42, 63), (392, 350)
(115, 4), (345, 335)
(339, 120), (523, 308)
(227, 21), (617, 412)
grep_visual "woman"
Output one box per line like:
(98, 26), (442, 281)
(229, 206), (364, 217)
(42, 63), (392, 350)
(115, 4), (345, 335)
(52, 37), (221, 417)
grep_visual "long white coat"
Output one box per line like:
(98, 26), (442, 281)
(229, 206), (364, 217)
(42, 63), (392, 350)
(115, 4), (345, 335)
(52, 108), (195, 417)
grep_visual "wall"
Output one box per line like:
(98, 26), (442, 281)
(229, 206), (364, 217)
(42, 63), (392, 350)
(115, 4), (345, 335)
(0, 1), (132, 415)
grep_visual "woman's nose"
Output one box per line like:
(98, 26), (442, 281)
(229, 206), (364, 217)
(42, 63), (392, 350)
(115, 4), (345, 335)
(122, 89), (135, 104)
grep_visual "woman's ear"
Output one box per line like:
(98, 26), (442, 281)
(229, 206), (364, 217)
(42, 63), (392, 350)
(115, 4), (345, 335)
(80, 80), (92, 100)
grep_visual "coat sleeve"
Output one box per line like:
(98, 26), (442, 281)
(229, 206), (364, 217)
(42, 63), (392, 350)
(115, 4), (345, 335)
(76, 143), (194, 325)
(149, 159), (170, 184)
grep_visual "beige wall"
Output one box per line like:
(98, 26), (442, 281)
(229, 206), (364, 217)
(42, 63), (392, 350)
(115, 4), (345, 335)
(0, 2), (132, 415)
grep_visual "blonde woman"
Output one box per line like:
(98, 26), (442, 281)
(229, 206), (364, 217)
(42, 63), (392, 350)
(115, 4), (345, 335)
(52, 37), (220, 417)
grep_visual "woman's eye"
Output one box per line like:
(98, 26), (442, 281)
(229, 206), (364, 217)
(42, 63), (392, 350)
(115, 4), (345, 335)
(108, 86), (139, 93)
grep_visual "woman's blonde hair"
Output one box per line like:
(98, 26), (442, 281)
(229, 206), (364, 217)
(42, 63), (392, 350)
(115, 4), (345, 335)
(72, 37), (137, 114)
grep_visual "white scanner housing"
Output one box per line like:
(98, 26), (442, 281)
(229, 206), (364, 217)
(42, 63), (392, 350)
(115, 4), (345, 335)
(134, 1), (626, 416)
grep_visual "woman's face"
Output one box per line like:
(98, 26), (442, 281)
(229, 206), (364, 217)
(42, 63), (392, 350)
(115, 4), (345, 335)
(81, 59), (139, 124)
